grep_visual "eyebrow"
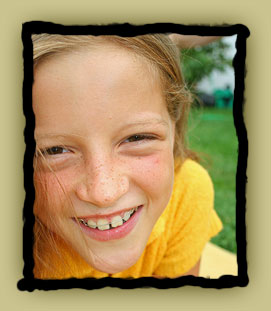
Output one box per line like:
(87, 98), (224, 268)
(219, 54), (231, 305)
(34, 133), (85, 141)
(35, 118), (169, 141)
(119, 118), (169, 130)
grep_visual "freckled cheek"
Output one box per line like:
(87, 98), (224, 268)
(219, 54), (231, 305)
(129, 152), (174, 194)
(34, 170), (77, 218)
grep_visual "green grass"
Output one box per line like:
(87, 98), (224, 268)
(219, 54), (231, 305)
(188, 107), (238, 253)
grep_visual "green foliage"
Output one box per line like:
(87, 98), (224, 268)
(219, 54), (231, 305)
(181, 40), (233, 89)
(188, 107), (238, 253)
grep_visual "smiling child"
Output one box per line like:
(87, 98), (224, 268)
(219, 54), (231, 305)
(32, 34), (222, 279)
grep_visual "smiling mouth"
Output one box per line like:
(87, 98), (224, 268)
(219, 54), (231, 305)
(77, 205), (142, 231)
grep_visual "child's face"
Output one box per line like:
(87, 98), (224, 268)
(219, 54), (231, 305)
(33, 44), (175, 274)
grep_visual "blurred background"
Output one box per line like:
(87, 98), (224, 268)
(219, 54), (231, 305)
(181, 36), (238, 254)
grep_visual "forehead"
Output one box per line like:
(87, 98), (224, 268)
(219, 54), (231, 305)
(34, 42), (162, 101)
(33, 43), (161, 101)
(33, 43), (169, 137)
(34, 40), (160, 81)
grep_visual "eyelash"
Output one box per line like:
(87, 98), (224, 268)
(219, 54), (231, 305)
(37, 134), (156, 157)
(38, 146), (70, 156)
(123, 134), (156, 144)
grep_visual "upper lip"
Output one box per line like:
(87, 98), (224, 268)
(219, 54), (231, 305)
(75, 205), (143, 221)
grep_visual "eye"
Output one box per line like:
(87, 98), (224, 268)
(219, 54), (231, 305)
(40, 146), (70, 156)
(123, 134), (156, 143)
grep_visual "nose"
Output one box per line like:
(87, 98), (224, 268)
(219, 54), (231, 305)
(75, 156), (129, 208)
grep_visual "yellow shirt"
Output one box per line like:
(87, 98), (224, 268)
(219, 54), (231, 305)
(34, 159), (222, 279)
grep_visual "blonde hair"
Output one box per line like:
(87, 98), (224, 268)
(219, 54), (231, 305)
(32, 33), (197, 277)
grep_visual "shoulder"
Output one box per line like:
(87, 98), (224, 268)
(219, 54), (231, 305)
(154, 159), (222, 278)
(174, 159), (213, 195)
(168, 159), (215, 224)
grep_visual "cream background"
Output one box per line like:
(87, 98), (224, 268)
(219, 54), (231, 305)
(0, 0), (270, 310)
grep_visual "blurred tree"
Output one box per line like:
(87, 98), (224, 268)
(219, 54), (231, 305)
(181, 39), (233, 90)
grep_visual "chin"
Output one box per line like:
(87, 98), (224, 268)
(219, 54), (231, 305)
(92, 260), (133, 274)
(82, 241), (145, 274)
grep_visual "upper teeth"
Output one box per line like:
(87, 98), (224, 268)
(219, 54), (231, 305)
(78, 206), (139, 231)
(111, 215), (123, 228)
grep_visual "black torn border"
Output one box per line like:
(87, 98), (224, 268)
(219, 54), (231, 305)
(18, 21), (250, 291)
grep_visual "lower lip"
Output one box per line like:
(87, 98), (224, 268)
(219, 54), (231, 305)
(75, 205), (143, 242)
